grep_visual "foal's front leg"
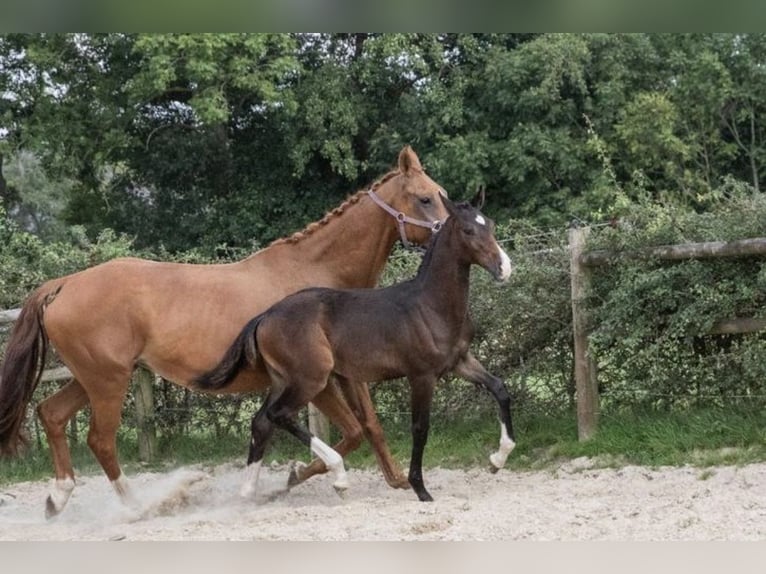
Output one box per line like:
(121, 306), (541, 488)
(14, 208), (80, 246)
(453, 351), (516, 471)
(408, 375), (436, 502)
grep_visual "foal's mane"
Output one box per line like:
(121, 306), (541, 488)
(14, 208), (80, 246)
(268, 170), (401, 248)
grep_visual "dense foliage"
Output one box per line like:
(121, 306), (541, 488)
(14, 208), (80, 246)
(588, 186), (766, 411)
(3, 34), (766, 449)
(4, 34), (766, 250)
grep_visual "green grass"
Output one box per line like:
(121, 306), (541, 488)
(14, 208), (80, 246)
(3, 406), (766, 486)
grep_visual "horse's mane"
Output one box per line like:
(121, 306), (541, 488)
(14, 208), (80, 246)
(268, 169), (401, 248)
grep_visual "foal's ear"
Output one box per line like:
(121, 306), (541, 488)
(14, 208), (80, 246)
(398, 145), (423, 175)
(471, 185), (486, 210)
(442, 195), (459, 218)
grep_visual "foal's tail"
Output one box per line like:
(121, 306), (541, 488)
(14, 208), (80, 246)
(194, 313), (266, 391)
(0, 283), (60, 457)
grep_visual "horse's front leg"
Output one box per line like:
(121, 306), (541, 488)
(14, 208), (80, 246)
(408, 375), (436, 502)
(340, 380), (410, 489)
(453, 351), (516, 471)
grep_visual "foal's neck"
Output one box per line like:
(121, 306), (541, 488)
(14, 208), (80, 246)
(415, 230), (472, 316)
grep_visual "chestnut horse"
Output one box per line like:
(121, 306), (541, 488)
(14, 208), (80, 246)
(0, 146), (449, 518)
(195, 191), (515, 502)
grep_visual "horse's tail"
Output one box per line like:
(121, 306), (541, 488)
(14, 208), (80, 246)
(194, 313), (266, 391)
(0, 282), (61, 457)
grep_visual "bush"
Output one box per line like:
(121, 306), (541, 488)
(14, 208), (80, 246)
(6, 186), (766, 456)
(588, 189), (766, 410)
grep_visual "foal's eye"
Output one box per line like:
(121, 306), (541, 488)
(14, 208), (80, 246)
(419, 197), (431, 205)
(462, 226), (475, 236)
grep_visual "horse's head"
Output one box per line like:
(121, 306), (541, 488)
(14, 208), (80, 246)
(442, 188), (512, 282)
(371, 146), (450, 247)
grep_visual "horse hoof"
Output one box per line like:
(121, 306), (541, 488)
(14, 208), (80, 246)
(416, 491), (434, 502)
(262, 487), (290, 503)
(332, 475), (350, 495)
(44, 496), (61, 520)
(489, 452), (507, 470)
(286, 461), (307, 489)
(286, 469), (300, 489)
(333, 485), (349, 498)
(488, 464), (500, 474)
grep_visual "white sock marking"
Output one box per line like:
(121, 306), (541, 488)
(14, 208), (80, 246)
(496, 241), (512, 281)
(49, 477), (75, 511)
(310, 437), (349, 490)
(111, 473), (139, 509)
(240, 460), (262, 498)
(489, 423), (516, 469)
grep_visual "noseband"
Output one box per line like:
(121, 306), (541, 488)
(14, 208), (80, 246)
(367, 189), (445, 250)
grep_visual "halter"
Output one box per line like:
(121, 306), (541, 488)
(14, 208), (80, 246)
(367, 189), (445, 250)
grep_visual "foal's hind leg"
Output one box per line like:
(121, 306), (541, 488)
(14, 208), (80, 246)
(286, 381), (363, 488)
(37, 380), (89, 518)
(239, 394), (276, 498)
(289, 379), (409, 489)
(454, 352), (516, 471)
(408, 375), (436, 502)
(269, 385), (349, 493)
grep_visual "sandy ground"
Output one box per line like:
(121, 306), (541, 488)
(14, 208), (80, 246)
(2, 458), (766, 541)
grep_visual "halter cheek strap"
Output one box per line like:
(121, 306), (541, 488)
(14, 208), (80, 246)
(367, 189), (444, 250)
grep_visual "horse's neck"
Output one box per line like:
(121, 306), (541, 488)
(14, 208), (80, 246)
(246, 195), (399, 289)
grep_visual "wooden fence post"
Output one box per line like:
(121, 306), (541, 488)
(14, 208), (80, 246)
(308, 403), (330, 444)
(133, 367), (157, 462)
(569, 225), (599, 440)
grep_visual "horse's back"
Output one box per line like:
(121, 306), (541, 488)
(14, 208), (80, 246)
(39, 256), (272, 382)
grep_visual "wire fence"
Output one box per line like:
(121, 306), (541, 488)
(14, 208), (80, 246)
(4, 215), (766, 453)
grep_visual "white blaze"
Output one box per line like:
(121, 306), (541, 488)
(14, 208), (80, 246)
(495, 241), (512, 280)
(475, 214), (486, 225)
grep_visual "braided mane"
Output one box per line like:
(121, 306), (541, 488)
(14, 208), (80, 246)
(268, 170), (401, 247)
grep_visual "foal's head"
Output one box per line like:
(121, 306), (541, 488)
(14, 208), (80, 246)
(374, 146), (450, 246)
(442, 189), (512, 282)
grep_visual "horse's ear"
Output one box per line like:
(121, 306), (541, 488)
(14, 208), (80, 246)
(398, 145), (423, 175)
(471, 185), (486, 210)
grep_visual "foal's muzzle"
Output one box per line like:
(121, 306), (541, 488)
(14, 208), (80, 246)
(493, 245), (512, 282)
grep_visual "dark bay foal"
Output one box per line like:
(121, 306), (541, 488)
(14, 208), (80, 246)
(196, 192), (515, 502)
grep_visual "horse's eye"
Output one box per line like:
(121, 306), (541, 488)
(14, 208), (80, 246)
(419, 197), (431, 205)
(462, 226), (475, 236)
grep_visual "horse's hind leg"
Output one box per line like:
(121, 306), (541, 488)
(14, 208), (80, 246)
(341, 381), (409, 489)
(80, 372), (137, 510)
(37, 380), (89, 518)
